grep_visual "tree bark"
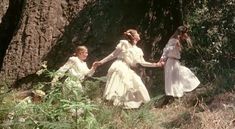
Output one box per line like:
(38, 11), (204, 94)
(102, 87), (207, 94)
(0, 0), (23, 69)
(0, 0), (183, 88)
(0, 0), (70, 87)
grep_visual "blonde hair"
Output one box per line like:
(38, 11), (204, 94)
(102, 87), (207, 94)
(73, 46), (88, 56)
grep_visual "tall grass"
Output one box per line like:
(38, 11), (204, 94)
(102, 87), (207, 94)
(0, 69), (157, 129)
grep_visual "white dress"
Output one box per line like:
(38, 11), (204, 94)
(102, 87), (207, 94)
(53, 57), (95, 97)
(161, 38), (200, 97)
(100, 40), (157, 109)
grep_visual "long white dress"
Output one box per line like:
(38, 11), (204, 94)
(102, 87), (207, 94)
(161, 38), (200, 97)
(53, 56), (95, 97)
(100, 40), (157, 109)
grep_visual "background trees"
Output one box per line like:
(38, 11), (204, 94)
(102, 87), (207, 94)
(0, 0), (234, 128)
(0, 0), (234, 90)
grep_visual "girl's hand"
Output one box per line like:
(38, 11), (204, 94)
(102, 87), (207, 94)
(160, 61), (165, 67)
(156, 60), (165, 67)
(92, 61), (102, 69)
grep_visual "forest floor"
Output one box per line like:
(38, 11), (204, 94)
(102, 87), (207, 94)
(1, 81), (235, 129)
(150, 86), (235, 129)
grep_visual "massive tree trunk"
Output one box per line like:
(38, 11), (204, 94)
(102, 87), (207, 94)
(0, 0), (23, 69)
(0, 0), (90, 87)
(0, 0), (183, 88)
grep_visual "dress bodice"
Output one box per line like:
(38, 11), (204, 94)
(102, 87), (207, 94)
(161, 38), (181, 60)
(100, 40), (156, 68)
(57, 57), (94, 81)
(117, 40), (144, 67)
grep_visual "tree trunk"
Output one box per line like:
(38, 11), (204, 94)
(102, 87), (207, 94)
(0, 0), (9, 23)
(0, 0), (183, 88)
(0, 0), (87, 87)
(0, 0), (23, 69)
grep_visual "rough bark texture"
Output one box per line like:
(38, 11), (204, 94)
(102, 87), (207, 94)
(0, 0), (9, 66)
(0, 0), (182, 87)
(0, 0), (90, 87)
(0, 0), (23, 69)
(0, 0), (9, 23)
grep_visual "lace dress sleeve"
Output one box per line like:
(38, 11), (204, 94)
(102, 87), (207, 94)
(135, 48), (157, 67)
(51, 57), (75, 82)
(99, 40), (129, 64)
(160, 38), (179, 60)
(84, 62), (95, 77)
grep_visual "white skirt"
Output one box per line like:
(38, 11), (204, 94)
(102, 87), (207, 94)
(164, 58), (200, 97)
(103, 60), (150, 109)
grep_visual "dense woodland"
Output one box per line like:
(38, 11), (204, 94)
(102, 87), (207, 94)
(0, 0), (234, 129)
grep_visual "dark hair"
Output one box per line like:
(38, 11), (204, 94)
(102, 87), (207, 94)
(123, 29), (138, 44)
(172, 25), (192, 47)
(178, 26), (188, 33)
(171, 26), (189, 38)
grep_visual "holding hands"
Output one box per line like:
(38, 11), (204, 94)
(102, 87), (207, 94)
(156, 58), (165, 67)
(91, 61), (102, 70)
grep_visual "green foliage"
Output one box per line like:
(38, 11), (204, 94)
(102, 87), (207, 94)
(83, 76), (107, 100)
(121, 107), (156, 128)
(94, 104), (156, 129)
(182, 0), (235, 91)
(0, 69), (156, 129)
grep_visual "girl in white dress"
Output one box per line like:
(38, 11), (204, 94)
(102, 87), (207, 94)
(98, 29), (161, 109)
(157, 26), (200, 103)
(51, 46), (98, 98)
